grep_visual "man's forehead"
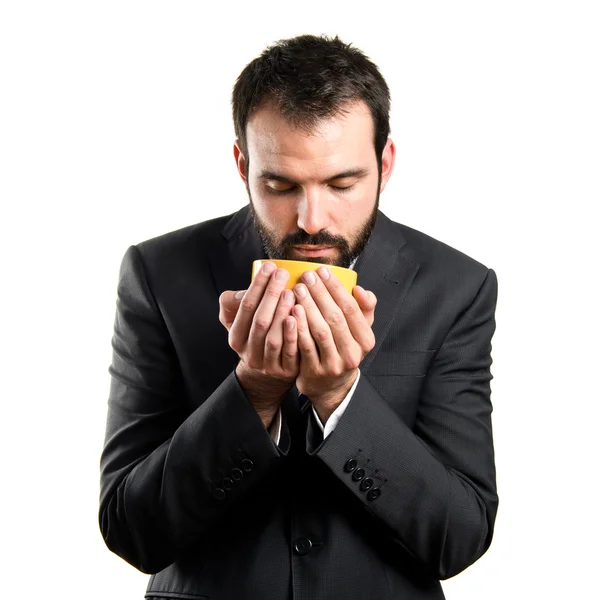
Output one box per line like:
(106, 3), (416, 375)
(246, 101), (374, 155)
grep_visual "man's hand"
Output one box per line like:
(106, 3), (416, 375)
(219, 262), (299, 428)
(291, 266), (377, 424)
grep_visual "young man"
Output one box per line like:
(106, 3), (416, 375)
(100, 35), (498, 599)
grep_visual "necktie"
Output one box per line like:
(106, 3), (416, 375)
(298, 393), (309, 410)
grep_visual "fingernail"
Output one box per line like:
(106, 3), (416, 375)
(303, 271), (317, 285)
(286, 318), (295, 331)
(262, 262), (276, 275)
(317, 267), (330, 281)
(282, 290), (294, 305)
(294, 284), (307, 298)
(275, 268), (289, 283)
(235, 290), (245, 300)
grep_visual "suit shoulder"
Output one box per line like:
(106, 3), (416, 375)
(397, 221), (491, 278)
(131, 212), (237, 265)
(386, 220), (497, 304)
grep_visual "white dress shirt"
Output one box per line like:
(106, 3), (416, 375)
(269, 369), (361, 444)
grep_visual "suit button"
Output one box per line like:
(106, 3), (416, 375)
(231, 468), (243, 481)
(360, 477), (374, 491)
(222, 477), (233, 490)
(241, 459), (254, 472)
(367, 488), (381, 501)
(293, 537), (313, 556)
(213, 488), (226, 500)
(352, 468), (366, 481)
(344, 459), (357, 473)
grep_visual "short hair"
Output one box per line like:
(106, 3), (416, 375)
(232, 34), (391, 173)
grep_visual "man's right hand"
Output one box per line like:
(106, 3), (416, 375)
(219, 262), (300, 427)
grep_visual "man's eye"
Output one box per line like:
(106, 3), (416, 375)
(267, 184), (295, 194)
(330, 184), (355, 193)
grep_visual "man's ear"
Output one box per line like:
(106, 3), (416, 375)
(233, 140), (248, 184)
(379, 138), (396, 193)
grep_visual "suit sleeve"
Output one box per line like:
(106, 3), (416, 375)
(312, 369), (361, 437)
(311, 268), (499, 580)
(99, 245), (290, 574)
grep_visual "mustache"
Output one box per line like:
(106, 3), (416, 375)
(282, 230), (349, 249)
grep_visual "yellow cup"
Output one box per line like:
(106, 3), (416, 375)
(252, 259), (357, 293)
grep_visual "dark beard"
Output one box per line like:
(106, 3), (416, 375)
(246, 179), (380, 268)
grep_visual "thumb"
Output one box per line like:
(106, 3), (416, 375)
(219, 289), (246, 329)
(353, 285), (377, 310)
(353, 285), (377, 327)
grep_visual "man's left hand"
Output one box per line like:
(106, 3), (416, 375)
(292, 266), (377, 424)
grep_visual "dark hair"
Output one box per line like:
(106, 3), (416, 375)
(232, 34), (391, 173)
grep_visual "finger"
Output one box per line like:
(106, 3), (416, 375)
(228, 261), (278, 353)
(293, 281), (339, 364)
(315, 267), (375, 351)
(263, 289), (295, 370)
(353, 285), (376, 309)
(218, 289), (246, 330)
(281, 315), (299, 374)
(247, 267), (291, 365)
(292, 303), (320, 370)
(353, 285), (377, 326)
(299, 270), (359, 362)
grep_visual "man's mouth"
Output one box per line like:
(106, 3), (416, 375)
(293, 245), (334, 257)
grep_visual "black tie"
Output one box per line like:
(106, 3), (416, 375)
(298, 393), (309, 410)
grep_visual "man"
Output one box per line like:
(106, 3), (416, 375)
(100, 35), (498, 599)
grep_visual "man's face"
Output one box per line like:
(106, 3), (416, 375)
(235, 101), (395, 268)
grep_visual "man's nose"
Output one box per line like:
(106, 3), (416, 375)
(296, 189), (330, 235)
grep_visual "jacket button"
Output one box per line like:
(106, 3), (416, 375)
(352, 468), (366, 482)
(222, 477), (233, 490)
(344, 459), (357, 473)
(360, 477), (374, 491)
(367, 488), (381, 501)
(231, 468), (243, 481)
(241, 459), (254, 472)
(213, 488), (226, 500)
(293, 537), (313, 556)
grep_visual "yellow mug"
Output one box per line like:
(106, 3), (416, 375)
(252, 259), (357, 293)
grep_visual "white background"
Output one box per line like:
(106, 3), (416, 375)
(1, 1), (598, 598)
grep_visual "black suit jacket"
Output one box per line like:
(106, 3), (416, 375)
(99, 206), (498, 599)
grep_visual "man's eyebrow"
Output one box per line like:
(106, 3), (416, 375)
(258, 171), (297, 184)
(258, 168), (369, 184)
(326, 168), (369, 180)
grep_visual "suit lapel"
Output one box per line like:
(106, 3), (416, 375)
(354, 211), (421, 373)
(209, 205), (266, 298)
